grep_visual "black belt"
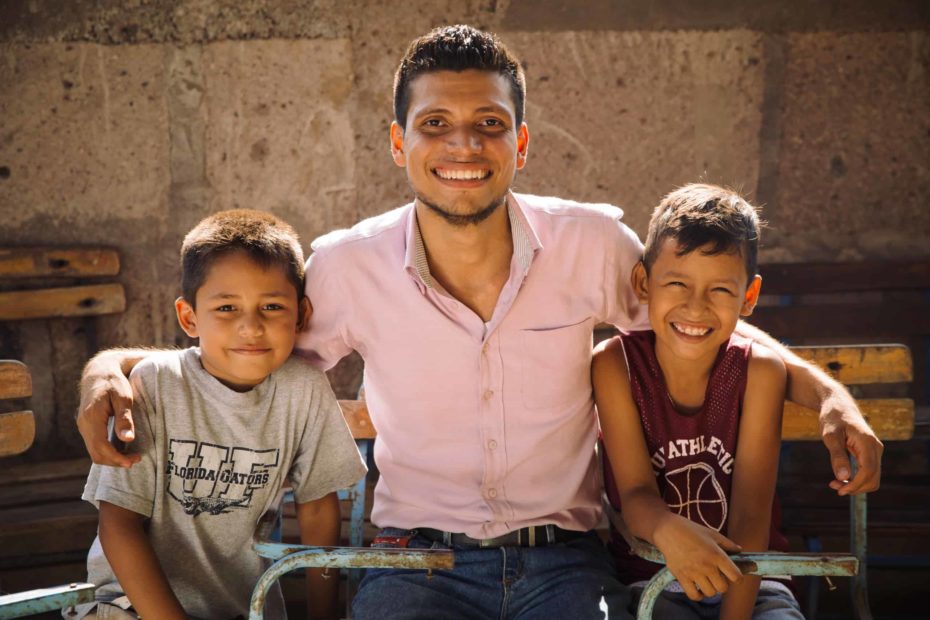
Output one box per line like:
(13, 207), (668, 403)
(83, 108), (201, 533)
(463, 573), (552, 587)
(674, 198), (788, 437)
(418, 525), (586, 548)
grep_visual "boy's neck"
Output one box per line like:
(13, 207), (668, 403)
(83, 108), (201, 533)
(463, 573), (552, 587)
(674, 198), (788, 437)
(653, 340), (718, 413)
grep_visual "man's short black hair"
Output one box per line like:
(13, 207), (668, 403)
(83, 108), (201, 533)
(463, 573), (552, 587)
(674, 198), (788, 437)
(643, 183), (762, 281)
(393, 24), (526, 129)
(180, 209), (305, 307)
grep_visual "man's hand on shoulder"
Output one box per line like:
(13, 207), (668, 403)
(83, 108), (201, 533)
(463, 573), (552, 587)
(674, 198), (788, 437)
(77, 350), (144, 468)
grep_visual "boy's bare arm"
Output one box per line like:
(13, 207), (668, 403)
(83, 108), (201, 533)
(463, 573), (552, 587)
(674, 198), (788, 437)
(98, 501), (187, 620)
(78, 348), (164, 467)
(735, 320), (882, 495)
(295, 491), (342, 620)
(592, 339), (742, 602)
(721, 344), (786, 620)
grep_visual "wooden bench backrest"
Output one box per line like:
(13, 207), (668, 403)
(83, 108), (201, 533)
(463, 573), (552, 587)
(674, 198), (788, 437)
(0, 248), (125, 320)
(0, 360), (36, 457)
(784, 344), (913, 440)
(337, 344), (915, 442)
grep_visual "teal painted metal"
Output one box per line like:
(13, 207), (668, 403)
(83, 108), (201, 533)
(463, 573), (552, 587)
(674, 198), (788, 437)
(636, 553), (859, 619)
(851, 466), (874, 620)
(0, 582), (95, 619)
(347, 439), (371, 606)
(248, 546), (454, 620)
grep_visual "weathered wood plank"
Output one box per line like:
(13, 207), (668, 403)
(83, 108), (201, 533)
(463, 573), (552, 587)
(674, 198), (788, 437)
(0, 458), (90, 487)
(783, 399), (914, 441)
(0, 248), (120, 278)
(0, 360), (31, 399)
(0, 283), (125, 320)
(759, 260), (930, 295)
(0, 411), (36, 457)
(339, 400), (375, 439)
(790, 345), (913, 384)
(750, 303), (930, 340)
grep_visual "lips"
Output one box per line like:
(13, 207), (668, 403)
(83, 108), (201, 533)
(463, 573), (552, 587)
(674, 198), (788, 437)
(230, 347), (271, 355)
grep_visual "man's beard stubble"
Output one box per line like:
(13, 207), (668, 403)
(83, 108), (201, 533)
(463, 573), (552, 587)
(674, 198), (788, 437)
(416, 192), (507, 227)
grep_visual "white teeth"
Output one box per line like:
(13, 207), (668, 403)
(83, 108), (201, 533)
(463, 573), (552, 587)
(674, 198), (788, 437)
(435, 168), (490, 180)
(673, 323), (710, 336)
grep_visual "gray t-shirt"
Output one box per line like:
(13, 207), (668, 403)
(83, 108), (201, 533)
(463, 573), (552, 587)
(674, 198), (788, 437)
(79, 348), (367, 620)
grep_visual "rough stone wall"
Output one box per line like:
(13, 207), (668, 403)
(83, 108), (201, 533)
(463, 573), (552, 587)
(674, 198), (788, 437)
(1, 0), (928, 460)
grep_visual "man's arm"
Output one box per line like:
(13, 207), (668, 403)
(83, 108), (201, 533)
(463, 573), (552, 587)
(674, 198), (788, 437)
(735, 320), (883, 495)
(98, 501), (187, 619)
(78, 348), (163, 467)
(295, 492), (342, 620)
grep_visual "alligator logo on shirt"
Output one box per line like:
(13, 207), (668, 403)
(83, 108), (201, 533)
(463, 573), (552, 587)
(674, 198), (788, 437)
(166, 439), (279, 516)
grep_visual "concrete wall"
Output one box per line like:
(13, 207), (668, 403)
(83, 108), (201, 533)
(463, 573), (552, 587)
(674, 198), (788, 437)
(1, 0), (928, 460)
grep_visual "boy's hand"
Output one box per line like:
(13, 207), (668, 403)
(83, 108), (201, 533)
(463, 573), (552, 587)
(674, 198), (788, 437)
(653, 515), (743, 601)
(78, 364), (139, 468)
(821, 396), (883, 496)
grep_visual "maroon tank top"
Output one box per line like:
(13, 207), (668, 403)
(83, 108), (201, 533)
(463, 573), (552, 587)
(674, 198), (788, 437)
(603, 330), (789, 584)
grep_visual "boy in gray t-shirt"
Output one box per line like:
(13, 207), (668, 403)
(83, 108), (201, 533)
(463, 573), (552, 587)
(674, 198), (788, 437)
(73, 210), (367, 620)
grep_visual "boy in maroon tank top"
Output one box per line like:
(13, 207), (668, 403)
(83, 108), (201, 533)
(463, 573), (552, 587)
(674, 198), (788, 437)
(594, 184), (803, 619)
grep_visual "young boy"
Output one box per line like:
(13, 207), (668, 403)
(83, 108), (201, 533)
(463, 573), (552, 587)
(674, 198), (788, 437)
(73, 210), (367, 620)
(594, 184), (803, 619)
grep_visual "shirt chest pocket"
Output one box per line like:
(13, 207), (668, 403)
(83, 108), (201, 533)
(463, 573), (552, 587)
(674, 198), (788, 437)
(519, 318), (594, 410)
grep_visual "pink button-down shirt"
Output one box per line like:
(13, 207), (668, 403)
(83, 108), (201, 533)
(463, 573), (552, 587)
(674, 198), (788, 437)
(298, 193), (648, 538)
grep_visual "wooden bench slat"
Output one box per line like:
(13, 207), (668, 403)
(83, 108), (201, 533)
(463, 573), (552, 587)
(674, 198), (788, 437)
(783, 399), (914, 441)
(339, 399), (376, 439)
(0, 248), (120, 278)
(0, 283), (126, 321)
(0, 458), (90, 487)
(759, 260), (930, 295)
(750, 303), (930, 340)
(0, 360), (32, 399)
(790, 345), (913, 384)
(0, 411), (36, 457)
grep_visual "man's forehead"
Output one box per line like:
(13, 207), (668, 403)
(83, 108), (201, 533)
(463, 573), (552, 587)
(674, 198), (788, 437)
(407, 70), (515, 114)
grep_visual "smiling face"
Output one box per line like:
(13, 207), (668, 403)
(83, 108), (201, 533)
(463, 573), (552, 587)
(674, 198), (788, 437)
(175, 251), (309, 392)
(390, 69), (529, 226)
(634, 238), (761, 366)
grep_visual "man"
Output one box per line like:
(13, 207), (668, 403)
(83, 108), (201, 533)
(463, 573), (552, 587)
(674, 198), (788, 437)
(78, 25), (882, 619)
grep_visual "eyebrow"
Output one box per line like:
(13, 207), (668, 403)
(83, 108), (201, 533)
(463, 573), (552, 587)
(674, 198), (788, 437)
(661, 271), (741, 286)
(414, 104), (511, 118)
(205, 291), (293, 300)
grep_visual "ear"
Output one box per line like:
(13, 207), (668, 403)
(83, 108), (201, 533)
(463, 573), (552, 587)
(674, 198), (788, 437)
(740, 275), (762, 317)
(296, 296), (312, 332)
(175, 297), (199, 338)
(516, 123), (529, 170)
(631, 261), (649, 304)
(390, 121), (405, 167)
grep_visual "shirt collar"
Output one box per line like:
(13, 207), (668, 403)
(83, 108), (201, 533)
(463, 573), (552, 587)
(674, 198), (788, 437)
(404, 193), (543, 291)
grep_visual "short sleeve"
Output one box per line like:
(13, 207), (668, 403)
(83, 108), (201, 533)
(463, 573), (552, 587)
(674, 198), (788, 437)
(287, 376), (367, 503)
(82, 368), (158, 518)
(295, 249), (355, 371)
(603, 216), (650, 331)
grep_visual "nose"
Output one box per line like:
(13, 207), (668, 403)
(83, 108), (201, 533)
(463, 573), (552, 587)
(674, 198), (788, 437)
(445, 126), (482, 157)
(238, 311), (264, 337)
(683, 290), (709, 315)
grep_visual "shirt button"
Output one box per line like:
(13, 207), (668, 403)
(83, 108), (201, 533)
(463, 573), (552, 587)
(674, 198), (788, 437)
(487, 488), (498, 498)
(482, 343), (489, 354)
(483, 389), (494, 400)
(488, 439), (498, 450)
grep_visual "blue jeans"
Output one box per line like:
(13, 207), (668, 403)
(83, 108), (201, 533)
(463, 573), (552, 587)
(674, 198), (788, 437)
(352, 528), (633, 619)
(630, 584), (804, 620)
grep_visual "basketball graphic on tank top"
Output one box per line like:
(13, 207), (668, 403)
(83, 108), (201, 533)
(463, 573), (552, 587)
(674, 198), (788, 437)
(664, 462), (728, 530)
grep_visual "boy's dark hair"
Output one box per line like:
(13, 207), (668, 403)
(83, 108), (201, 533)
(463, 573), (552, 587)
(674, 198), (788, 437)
(393, 24), (526, 129)
(643, 183), (762, 280)
(180, 209), (305, 307)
